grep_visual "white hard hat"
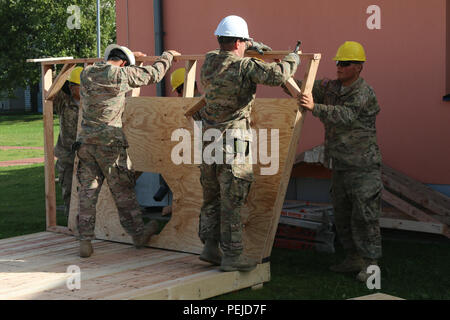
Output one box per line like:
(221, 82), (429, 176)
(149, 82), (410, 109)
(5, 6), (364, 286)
(104, 44), (136, 66)
(214, 15), (252, 41)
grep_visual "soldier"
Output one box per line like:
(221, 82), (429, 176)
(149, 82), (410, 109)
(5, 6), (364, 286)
(75, 44), (180, 258)
(53, 67), (83, 217)
(198, 15), (300, 272)
(297, 41), (382, 282)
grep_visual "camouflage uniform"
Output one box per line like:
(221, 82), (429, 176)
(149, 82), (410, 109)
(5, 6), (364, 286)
(199, 50), (299, 256)
(54, 90), (79, 216)
(76, 52), (174, 240)
(310, 77), (382, 260)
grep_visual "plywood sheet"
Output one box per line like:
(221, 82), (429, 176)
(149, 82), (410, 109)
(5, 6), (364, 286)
(69, 97), (302, 261)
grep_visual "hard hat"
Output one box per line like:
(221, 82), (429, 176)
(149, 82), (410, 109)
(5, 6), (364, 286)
(171, 68), (185, 91)
(214, 15), (253, 41)
(104, 44), (136, 65)
(333, 41), (366, 61)
(68, 66), (83, 85)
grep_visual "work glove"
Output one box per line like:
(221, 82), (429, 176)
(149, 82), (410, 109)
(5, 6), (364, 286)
(246, 41), (272, 54)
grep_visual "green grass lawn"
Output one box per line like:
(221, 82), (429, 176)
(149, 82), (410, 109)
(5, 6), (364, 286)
(0, 113), (449, 300)
(0, 113), (59, 147)
(0, 149), (44, 161)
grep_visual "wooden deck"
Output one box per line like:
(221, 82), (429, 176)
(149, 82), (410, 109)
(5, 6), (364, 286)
(0, 232), (270, 300)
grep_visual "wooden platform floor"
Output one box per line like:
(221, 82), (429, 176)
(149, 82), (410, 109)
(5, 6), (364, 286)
(0, 232), (270, 300)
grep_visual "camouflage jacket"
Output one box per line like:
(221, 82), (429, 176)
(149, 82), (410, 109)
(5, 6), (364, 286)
(310, 77), (382, 170)
(77, 52), (173, 147)
(199, 50), (299, 140)
(53, 90), (79, 159)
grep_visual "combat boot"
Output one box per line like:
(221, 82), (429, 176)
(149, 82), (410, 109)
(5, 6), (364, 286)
(132, 220), (159, 249)
(79, 240), (93, 258)
(329, 253), (365, 273)
(199, 239), (222, 265)
(220, 254), (257, 272)
(356, 259), (378, 282)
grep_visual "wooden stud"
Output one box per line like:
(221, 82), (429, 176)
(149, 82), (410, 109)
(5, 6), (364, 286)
(382, 164), (450, 217)
(184, 94), (205, 117)
(379, 217), (445, 235)
(26, 57), (74, 63)
(262, 55), (321, 258)
(45, 63), (76, 101)
(382, 189), (442, 223)
(182, 60), (197, 98)
(42, 64), (57, 228)
(28, 53), (319, 66)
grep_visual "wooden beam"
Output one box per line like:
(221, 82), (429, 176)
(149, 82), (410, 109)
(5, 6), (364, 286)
(382, 189), (441, 223)
(382, 189), (450, 238)
(184, 95), (206, 117)
(28, 53), (321, 66)
(285, 77), (301, 97)
(380, 217), (445, 235)
(41, 65), (57, 228)
(26, 57), (73, 63)
(45, 63), (76, 101)
(262, 55), (321, 258)
(183, 60), (197, 98)
(126, 262), (270, 300)
(46, 226), (74, 236)
(382, 164), (450, 217)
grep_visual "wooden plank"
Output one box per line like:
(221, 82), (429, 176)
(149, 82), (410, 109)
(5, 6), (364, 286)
(29, 53), (318, 66)
(47, 226), (74, 236)
(350, 293), (404, 300)
(183, 60), (197, 98)
(0, 232), (54, 245)
(26, 57), (73, 63)
(45, 63), (76, 101)
(184, 94), (205, 117)
(380, 217), (445, 235)
(262, 55), (321, 259)
(285, 77), (301, 97)
(382, 164), (450, 217)
(126, 262), (270, 300)
(42, 64), (57, 228)
(382, 189), (443, 223)
(382, 189), (450, 238)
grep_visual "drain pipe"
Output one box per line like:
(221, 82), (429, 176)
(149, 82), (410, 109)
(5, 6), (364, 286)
(153, 0), (165, 97)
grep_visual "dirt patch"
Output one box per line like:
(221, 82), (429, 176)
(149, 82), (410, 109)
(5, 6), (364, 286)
(0, 157), (45, 167)
(0, 146), (44, 150)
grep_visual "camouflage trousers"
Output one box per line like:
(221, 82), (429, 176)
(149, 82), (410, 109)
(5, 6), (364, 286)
(199, 163), (252, 257)
(56, 153), (75, 217)
(331, 168), (383, 260)
(76, 144), (144, 241)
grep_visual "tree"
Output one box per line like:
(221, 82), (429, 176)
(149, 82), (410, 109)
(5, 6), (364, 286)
(0, 0), (116, 99)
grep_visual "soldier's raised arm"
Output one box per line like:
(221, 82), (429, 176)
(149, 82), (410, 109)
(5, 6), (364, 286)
(244, 52), (300, 86)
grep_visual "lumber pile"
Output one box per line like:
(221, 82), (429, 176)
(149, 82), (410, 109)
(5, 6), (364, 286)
(381, 165), (450, 238)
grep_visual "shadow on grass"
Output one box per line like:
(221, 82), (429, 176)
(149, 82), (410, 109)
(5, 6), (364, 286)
(0, 113), (47, 124)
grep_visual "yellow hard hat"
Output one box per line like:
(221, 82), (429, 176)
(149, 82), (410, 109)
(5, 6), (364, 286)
(170, 68), (185, 91)
(68, 66), (83, 85)
(333, 41), (366, 61)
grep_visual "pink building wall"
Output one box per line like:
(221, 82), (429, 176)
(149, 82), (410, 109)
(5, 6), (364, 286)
(116, 0), (450, 185)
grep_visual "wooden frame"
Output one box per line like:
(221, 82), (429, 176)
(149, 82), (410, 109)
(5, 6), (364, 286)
(28, 50), (321, 299)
